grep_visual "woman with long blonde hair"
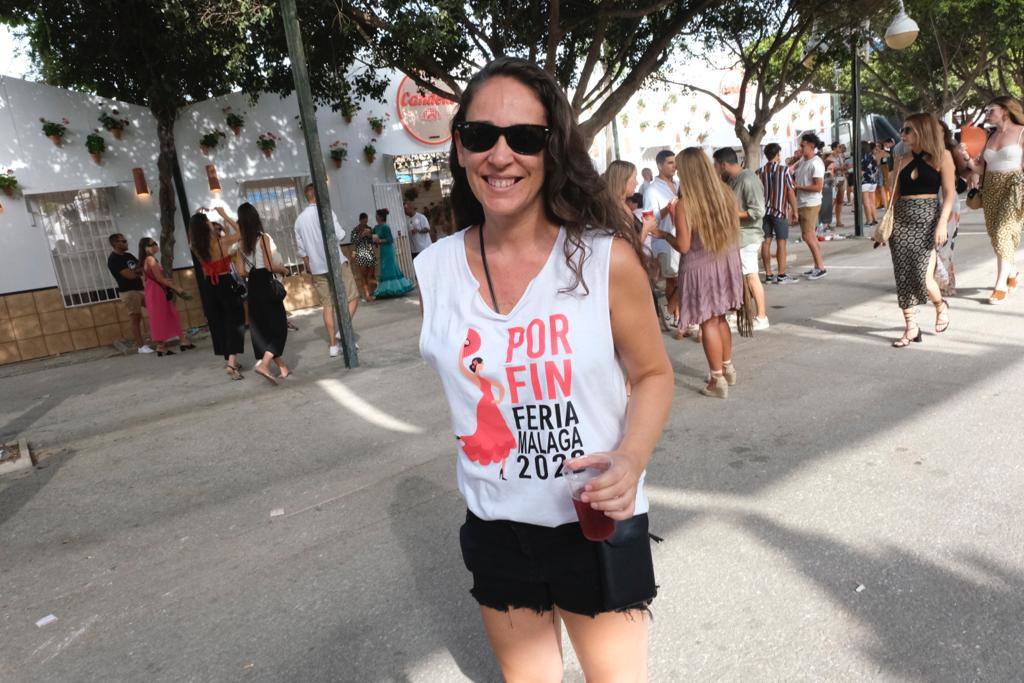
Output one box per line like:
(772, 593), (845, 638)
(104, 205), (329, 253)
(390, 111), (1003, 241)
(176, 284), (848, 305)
(887, 112), (956, 347)
(968, 96), (1024, 304)
(652, 147), (742, 398)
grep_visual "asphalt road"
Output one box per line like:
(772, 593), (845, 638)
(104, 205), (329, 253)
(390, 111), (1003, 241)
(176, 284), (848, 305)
(2, 210), (1023, 681)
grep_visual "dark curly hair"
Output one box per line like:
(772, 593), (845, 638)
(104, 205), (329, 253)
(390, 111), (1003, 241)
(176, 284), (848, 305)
(449, 57), (643, 294)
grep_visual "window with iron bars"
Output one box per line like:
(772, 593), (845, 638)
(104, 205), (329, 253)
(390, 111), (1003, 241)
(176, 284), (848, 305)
(30, 187), (121, 307)
(240, 178), (306, 276)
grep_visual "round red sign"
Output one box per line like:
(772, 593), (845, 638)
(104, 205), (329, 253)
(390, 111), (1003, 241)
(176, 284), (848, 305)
(395, 76), (459, 146)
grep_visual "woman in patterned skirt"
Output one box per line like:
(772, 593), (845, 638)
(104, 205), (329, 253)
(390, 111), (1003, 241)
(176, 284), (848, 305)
(889, 113), (956, 348)
(968, 96), (1024, 304)
(351, 212), (378, 300)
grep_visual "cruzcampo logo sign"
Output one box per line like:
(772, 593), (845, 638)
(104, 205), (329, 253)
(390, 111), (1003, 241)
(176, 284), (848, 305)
(395, 76), (458, 146)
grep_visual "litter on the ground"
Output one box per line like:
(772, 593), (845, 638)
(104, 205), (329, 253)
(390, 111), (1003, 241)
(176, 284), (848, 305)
(855, 584), (866, 593)
(270, 508), (284, 518)
(35, 614), (58, 627)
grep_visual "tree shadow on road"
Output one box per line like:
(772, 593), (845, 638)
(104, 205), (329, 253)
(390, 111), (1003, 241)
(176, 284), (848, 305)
(735, 511), (1024, 680)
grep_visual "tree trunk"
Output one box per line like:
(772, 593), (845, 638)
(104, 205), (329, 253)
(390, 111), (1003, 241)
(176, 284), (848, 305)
(153, 109), (179, 272)
(739, 125), (767, 169)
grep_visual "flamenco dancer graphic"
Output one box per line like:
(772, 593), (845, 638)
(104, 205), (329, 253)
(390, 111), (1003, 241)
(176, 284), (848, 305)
(457, 328), (517, 479)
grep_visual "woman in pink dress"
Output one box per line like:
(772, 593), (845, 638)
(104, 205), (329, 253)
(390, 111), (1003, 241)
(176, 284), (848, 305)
(455, 328), (517, 477)
(139, 238), (193, 356)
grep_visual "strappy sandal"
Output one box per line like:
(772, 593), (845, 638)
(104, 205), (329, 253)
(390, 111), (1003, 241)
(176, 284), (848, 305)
(225, 363), (244, 380)
(988, 289), (1007, 305)
(934, 300), (950, 334)
(892, 326), (923, 348)
(1008, 273), (1021, 291)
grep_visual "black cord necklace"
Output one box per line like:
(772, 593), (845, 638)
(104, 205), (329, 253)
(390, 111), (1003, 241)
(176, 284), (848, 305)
(478, 224), (500, 314)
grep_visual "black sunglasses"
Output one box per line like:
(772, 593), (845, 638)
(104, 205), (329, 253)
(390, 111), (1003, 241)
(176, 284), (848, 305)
(455, 121), (550, 155)
(901, 126), (914, 134)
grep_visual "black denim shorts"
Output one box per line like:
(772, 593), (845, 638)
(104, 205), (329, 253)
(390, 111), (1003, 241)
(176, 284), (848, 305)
(459, 509), (657, 617)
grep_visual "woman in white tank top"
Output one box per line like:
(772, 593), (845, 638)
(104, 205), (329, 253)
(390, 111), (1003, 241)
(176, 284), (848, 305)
(415, 59), (673, 681)
(970, 96), (1024, 304)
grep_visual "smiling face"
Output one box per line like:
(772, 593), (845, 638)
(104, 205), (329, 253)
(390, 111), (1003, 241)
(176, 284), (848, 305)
(455, 76), (548, 224)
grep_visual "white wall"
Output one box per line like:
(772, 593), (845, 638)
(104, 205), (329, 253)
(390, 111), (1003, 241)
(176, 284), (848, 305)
(0, 70), (451, 295)
(173, 72), (450, 242)
(0, 76), (187, 295)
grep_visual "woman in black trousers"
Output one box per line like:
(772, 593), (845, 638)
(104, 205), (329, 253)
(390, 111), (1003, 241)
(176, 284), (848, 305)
(189, 210), (247, 380)
(233, 203), (290, 384)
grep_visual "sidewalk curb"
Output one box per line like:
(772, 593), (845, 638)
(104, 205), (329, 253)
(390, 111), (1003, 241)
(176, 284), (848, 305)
(0, 436), (33, 479)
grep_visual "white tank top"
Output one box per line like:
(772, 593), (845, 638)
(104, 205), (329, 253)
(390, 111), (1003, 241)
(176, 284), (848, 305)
(984, 130), (1024, 172)
(415, 227), (646, 527)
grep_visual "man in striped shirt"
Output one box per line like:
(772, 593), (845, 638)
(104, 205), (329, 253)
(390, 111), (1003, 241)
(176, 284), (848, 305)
(757, 143), (799, 284)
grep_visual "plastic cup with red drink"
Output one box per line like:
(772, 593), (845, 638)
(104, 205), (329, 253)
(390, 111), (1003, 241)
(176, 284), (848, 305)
(566, 455), (616, 541)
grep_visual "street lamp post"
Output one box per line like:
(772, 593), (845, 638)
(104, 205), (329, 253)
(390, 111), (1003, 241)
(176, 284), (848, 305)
(850, 3), (919, 238)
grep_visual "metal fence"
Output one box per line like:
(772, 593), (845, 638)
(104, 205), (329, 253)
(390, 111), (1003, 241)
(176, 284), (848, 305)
(240, 178), (305, 275)
(30, 187), (120, 307)
(372, 182), (416, 285)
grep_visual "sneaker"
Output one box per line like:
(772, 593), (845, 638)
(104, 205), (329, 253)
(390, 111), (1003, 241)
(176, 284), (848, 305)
(329, 345), (340, 358)
(776, 273), (797, 284)
(806, 268), (828, 280)
(753, 316), (770, 331)
(137, 345), (155, 354)
(764, 274), (777, 284)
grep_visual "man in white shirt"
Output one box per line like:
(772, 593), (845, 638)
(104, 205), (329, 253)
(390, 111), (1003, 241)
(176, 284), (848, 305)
(405, 202), (432, 258)
(792, 133), (828, 280)
(643, 150), (680, 323)
(638, 167), (654, 197)
(294, 184), (359, 358)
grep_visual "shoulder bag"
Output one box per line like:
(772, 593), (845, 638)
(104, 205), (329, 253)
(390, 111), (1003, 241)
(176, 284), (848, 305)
(259, 234), (288, 302)
(873, 156), (903, 248)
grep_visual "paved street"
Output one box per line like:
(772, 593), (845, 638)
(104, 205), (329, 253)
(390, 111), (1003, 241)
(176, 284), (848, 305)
(2, 209), (1023, 682)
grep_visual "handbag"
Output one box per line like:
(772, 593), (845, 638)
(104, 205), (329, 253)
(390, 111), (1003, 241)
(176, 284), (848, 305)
(228, 262), (248, 300)
(872, 156), (903, 247)
(966, 187), (983, 210)
(597, 513), (657, 609)
(259, 234), (287, 302)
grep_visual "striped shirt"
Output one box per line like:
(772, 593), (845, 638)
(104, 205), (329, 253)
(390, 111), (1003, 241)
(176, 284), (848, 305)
(756, 161), (794, 219)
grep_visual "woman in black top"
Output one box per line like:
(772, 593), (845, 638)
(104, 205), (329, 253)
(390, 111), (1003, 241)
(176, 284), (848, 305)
(889, 113), (956, 348)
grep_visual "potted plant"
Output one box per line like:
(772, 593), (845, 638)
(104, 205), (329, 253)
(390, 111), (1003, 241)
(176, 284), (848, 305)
(620, 113), (629, 127)
(340, 99), (357, 124)
(367, 114), (389, 136)
(329, 140), (348, 168)
(703, 111), (711, 121)
(639, 121), (650, 132)
(637, 98), (646, 111)
(86, 132), (106, 163)
(224, 107), (245, 136)
(0, 169), (18, 197)
(656, 120), (666, 131)
(403, 186), (419, 202)
(200, 130), (226, 155)
(98, 109), (130, 140)
(363, 143), (376, 163)
(696, 131), (709, 145)
(257, 132), (279, 158)
(40, 118), (70, 146)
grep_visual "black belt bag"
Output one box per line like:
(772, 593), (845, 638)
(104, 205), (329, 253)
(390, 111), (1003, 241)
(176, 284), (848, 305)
(597, 513), (657, 609)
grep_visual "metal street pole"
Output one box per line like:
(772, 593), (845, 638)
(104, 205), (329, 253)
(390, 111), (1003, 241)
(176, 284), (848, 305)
(851, 38), (864, 238)
(279, 0), (358, 367)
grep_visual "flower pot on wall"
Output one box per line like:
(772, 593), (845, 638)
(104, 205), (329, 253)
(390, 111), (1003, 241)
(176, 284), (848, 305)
(2, 187), (12, 197)
(49, 135), (63, 147)
(231, 126), (241, 136)
(111, 128), (123, 140)
(262, 148), (273, 159)
(365, 154), (376, 164)
(90, 152), (102, 164)
(332, 158), (341, 168)
(200, 144), (210, 156)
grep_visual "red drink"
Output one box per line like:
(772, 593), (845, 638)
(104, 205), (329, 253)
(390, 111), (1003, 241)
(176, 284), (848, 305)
(572, 496), (616, 541)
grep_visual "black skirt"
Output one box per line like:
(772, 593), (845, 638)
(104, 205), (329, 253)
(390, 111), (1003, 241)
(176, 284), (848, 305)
(205, 277), (246, 359)
(246, 268), (287, 358)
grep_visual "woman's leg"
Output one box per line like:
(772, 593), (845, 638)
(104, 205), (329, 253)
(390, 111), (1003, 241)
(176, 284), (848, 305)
(994, 254), (1013, 290)
(480, 607), (564, 683)
(699, 316), (723, 374)
(720, 315), (733, 363)
(561, 608), (649, 682)
(273, 356), (290, 378)
(862, 191), (875, 223)
(924, 250), (942, 305)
